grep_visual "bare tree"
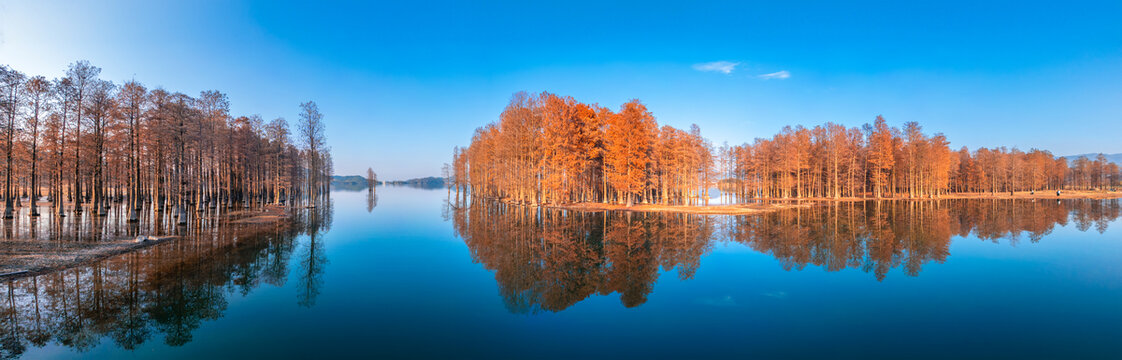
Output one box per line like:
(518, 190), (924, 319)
(24, 76), (52, 216)
(196, 90), (229, 209)
(0, 62), (329, 223)
(51, 78), (77, 216)
(171, 92), (195, 224)
(64, 61), (100, 213)
(118, 80), (147, 221)
(297, 101), (326, 203)
(265, 117), (290, 204)
(85, 80), (116, 216)
(0, 66), (26, 218)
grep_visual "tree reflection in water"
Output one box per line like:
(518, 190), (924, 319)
(454, 200), (715, 313)
(452, 198), (1121, 312)
(297, 202), (332, 308)
(366, 189), (378, 213)
(0, 200), (333, 358)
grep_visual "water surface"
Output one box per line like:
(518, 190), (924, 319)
(3, 187), (1122, 359)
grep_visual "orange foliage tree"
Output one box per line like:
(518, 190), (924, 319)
(454, 94), (1121, 205)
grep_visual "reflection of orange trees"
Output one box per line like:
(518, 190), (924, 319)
(458, 199), (1122, 309)
(950, 199), (1120, 243)
(731, 199), (1121, 280)
(456, 201), (713, 313)
(0, 204), (332, 357)
(0, 227), (293, 355)
(730, 201), (952, 281)
(1070, 199), (1121, 234)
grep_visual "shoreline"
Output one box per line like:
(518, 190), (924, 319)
(754, 190), (1122, 202)
(551, 202), (811, 215)
(0, 205), (292, 281)
(538, 190), (1122, 215)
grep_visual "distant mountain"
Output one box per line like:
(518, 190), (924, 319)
(331, 175), (372, 191)
(1063, 153), (1122, 165)
(383, 176), (446, 190)
(330, 175), (446, 191)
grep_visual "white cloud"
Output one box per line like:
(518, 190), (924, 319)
(758, 70), (790, 80)
(692, 61), (740, 74)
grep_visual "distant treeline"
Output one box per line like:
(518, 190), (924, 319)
(0, 62), (332, 221)
(330, 175), (446, 190)
(384, 176), (445, 189)
(331, 175), (369, 191)
(720, 117), (1118, 199)
(449, 92), (1121, 205)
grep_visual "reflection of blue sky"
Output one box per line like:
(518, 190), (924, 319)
(696, 295), (737, 307)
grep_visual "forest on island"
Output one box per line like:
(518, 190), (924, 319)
(450, 91), (713, 206)
(450, 92), (1121, 205)
(0, 62), (331, 222)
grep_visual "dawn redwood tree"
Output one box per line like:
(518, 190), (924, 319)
(866, 116), (896, 198)
(24, 75), (52, 216)
(196, 90), (229, 208)
(453, 93), (709, 206)
(85, 79), (116, 216)
(49, 78), (77, 215)
(0, 65), (26, 218)
(118, 80), (147, 221)
(167, 92), (193, 223)
(298, 101), (327, 203)
(496, 92), (542, 204)
(0, 62), (323, 223)
(603, 100), (656, 206)
(453, 92), (1102, 206)
(147, 88), (172, 210)
(690, 124), (714, 205)
(538, 92), (601, 204)
(265, 117), (291, 204)
(65, 60), (100, 213)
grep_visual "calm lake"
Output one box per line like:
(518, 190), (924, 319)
(3, 186), (1122, 359)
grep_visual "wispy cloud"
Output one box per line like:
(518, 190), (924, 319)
(758, 70), (790, 80)
(693, 61), (740, 74)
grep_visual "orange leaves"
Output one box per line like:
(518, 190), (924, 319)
(456, 94), (714, 206)
(540, 93), (598, 202)
(454, 94), (1117, 206)
(603, 100), (657, 206)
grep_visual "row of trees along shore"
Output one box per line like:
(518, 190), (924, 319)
(0, 61), (331, 222)
(450, 92), (1121, 205)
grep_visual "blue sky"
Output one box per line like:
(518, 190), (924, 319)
(1, 0), (1120, 179)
